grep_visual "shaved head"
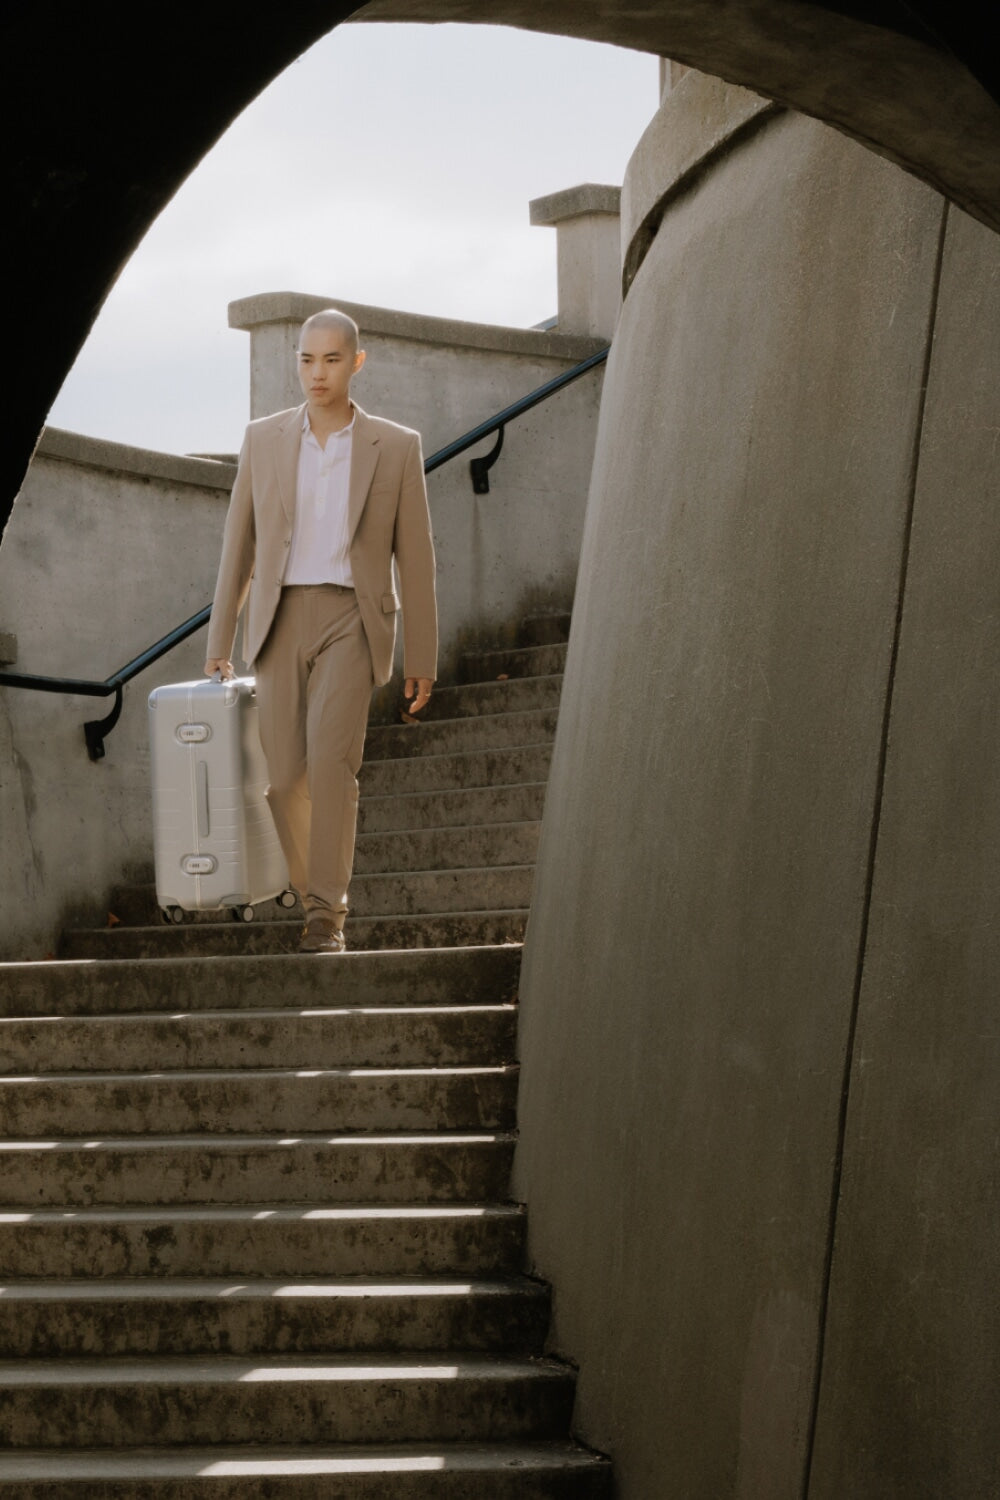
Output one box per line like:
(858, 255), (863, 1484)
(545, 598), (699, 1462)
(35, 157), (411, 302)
(298, 308), (360, 357)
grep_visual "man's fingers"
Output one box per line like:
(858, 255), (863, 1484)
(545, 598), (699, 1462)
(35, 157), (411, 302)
(204, 658), (235, 680)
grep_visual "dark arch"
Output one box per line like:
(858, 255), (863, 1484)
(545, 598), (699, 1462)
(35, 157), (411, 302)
(4, 0), (998, 537)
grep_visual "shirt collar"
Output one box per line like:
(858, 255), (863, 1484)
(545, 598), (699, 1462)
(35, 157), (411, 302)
(302, 406), (356, 440)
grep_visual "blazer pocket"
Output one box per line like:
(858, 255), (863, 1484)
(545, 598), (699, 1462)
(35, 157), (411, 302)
(381, 591), (400, 614)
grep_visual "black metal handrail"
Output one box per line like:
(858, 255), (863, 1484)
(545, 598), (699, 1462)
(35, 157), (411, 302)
(0, 344), (609, 759)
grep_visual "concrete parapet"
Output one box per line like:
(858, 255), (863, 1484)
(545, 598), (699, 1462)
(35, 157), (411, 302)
(529, 185), (622, 340)
(35, 428), (236, 491)
(0, 433), (234, 959)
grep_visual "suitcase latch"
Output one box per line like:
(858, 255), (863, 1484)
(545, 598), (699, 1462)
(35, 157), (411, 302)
(177, 722), (211, 744)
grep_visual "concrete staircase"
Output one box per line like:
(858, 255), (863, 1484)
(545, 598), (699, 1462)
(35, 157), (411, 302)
(0, 614), (612, 1495)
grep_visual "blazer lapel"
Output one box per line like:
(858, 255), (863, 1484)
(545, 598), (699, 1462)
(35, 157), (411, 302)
(274, 405), (306, 527)
(347, 403), (380, 544)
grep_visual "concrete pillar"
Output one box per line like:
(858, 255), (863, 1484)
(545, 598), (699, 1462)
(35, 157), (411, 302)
(529, 184), (622, 341)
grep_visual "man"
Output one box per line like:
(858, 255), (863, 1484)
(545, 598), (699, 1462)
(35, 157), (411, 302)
(205, 308), (437, 953)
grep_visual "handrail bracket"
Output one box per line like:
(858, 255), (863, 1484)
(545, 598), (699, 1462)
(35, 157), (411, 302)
(84, 683), (124, 762)
(470, 425), (505, 495)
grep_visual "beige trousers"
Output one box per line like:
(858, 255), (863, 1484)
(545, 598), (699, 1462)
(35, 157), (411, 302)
(254, 584), (374, 928)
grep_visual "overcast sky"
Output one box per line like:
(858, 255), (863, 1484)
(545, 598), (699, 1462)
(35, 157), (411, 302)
(46, 23), (658, 457)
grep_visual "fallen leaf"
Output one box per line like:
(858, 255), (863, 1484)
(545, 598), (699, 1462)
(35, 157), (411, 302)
(107, 911), (122, 928)
(496, 673), (509, 680)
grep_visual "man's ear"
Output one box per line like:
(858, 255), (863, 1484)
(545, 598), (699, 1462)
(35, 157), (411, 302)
(353, 348), (367, 376)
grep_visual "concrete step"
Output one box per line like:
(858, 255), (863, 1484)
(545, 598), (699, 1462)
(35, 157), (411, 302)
(0, 1203), (527, 1279)
(352, 867), (533, 918)
(358, 782), (547, 834)
(459, 643), (567, 684)
(365, 709), (557, 763)
(0, 1005), (517, 1074)
(0, 945), (521, 1017)
(0, 1132), (515, 1207)
(0, 1439), (612, 1497)
(0, 1352), (575, 1448)
(59, 912), (529, 961)
(359, 743), (552, 798)
(354, 821), (539, 876)
(0, 1276), (549, 1358)
(420, 676), (562, 722)
(517, 613), (571, 648)
(97, 867), (532, 929)
(0, 1065), (518, 1136)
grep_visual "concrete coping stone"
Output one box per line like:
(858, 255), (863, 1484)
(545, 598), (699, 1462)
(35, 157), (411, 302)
(620, 70), (780, 295)
(228, 293), (607, 362)
(528, 183), (622, 225)
(35, 428), (237, 491)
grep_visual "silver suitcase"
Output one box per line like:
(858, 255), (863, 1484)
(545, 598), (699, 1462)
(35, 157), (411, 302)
(148, 676), (295, 922)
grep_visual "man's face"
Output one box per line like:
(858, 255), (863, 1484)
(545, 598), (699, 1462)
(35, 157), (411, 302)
(297, 326), (362, 408)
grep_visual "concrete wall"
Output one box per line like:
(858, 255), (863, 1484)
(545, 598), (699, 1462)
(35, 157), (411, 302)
(0, 432), (234, 959)
(231, 293), (606, 692)
(514, 70), (999, 1500)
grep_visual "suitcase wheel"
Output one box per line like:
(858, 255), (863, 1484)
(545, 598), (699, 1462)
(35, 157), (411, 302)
(277, 890), (298, 909)
(233, 905), (256, 923)
(162, 906), (186, 925)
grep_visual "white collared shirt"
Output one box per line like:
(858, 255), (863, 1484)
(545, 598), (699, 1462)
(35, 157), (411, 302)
(284, 410), (355, 586)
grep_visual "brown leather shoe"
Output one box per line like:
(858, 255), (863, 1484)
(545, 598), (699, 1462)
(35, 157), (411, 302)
(299, 917), (346, 954)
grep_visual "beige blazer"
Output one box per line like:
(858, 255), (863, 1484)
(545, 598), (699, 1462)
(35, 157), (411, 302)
(206, 402), (437, 686)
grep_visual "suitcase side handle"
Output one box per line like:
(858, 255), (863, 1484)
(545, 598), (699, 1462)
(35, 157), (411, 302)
(196, 760), (210, 838)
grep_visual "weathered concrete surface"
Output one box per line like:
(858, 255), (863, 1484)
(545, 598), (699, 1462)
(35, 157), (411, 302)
(806, 206), (1000, 1500)
(230, 292), (605, 692)
(0, 434), (234, 960)
(0, 1204), (528, 1280)
(0, 1133), (514, 1207)
(621, 70), (778, 294)
(0, 1276), (549, 1358)
(0, 1003), (516, 1073)
(513, 93), (985, 1497)
(0, 945), (522, 1017)
(529, 186), (622, 340)
(0, 1064), (518, 1135)
(230, 294), (603, 424)
(0, 1352), (575, 1447)
(0, 1438), (611, 1498)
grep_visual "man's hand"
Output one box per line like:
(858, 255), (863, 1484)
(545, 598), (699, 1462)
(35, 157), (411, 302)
(404, 677), (434, 714)
(204, 658), (236, 680)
